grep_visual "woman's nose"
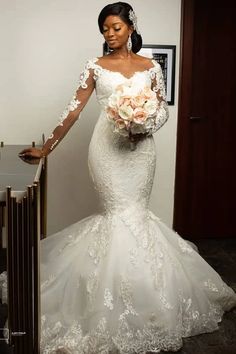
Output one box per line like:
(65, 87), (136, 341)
(107, 29), (115, 38)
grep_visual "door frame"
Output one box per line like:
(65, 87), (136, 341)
(173, 0), (195, 235)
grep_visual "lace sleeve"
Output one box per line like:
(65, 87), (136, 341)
(148, 60), (169, 134)
(41, 59), (96, 156)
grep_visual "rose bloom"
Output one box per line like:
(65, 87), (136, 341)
(107, 106), (119, 120)
(131, 94), (146, 107)
(119, 95), (133, 107)
(108, 94), (120, 108)
(114, 119), (130, 136)
(115, 118), (126, 129)
(118, 104), (134, 121)
(133, 108), (148, 124)
(144, 99), (158, 116)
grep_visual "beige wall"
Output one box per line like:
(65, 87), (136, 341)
(0, 0), (181, 234)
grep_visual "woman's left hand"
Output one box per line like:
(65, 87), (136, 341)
(18, 147), (44, 159)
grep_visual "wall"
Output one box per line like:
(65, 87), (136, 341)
(0, 0), (181, 234)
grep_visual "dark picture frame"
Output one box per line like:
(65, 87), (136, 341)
(139, 45), (176, 105)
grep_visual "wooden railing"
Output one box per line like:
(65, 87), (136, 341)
(0, 144), (47, 354)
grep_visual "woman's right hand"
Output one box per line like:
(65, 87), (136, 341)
(18, 147), (44, 159)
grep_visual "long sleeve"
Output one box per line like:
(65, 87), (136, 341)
(41, 60), (95, 157)
(149, 61), (169, 134)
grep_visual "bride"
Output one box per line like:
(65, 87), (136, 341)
(20, 2), (236, 353)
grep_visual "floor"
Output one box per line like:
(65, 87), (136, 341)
(0, 238), (236, 354)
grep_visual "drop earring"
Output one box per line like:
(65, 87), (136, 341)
(127, 34), (132, 53)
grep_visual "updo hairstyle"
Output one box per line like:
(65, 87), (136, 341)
(98, 2), (142, 54)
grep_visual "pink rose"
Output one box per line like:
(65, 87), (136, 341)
(115, 118), (129, 129)
(107, 107), (119, 121)
(133, 108), (148, 124)
(119, 95), (133, 107)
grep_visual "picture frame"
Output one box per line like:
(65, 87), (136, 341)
(139, 45), (176, 105)
(102, 43), (176, 105)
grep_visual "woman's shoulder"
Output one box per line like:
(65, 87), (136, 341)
(95, 55), (116, 65)
(134, 54), (161, 70)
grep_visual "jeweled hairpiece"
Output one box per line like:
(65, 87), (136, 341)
(129, 9), (140, 35)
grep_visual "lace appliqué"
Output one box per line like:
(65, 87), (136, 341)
(120, 208), (165, 290)
(129, 248), (139, 267)
(104, 288), (114, 310)
(178, 237), (194, 254)
(119, 277), (138, 319)
(41, 316), (113, 354)
(149, 61), (166, 99)
(46, 58), (101, 152)
(204, 279), (219, 292)
(88, 215), (111, 265)
(59, 95), (81, 125)
(47, 95), (81, 151)
(203, 279), (236, 309)
(147, 60), (169, 134)
(159, 293), (174, 310)
(87, 271), (99, 310)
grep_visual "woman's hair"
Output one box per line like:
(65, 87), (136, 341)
(98, 2), (142, 54)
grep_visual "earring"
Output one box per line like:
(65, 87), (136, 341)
(127, 34), (132, 53)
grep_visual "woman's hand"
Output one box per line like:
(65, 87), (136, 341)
(18, 147), (44, 159)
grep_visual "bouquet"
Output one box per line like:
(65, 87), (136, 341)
(106, 82), (159, 142)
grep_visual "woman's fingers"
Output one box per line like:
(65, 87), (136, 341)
(18, 148), (42, 158)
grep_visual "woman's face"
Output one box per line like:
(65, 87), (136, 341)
(102, 15), (132, 50)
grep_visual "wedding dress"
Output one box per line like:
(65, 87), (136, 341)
(40, 58), (236, 353)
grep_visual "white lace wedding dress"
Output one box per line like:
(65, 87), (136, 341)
(40, 58), (236, 353)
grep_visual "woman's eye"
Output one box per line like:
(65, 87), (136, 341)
(114, 28), (121, 31)
(103, 29), (108, 33)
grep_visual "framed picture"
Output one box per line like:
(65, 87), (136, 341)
(139, 45), (176, 105)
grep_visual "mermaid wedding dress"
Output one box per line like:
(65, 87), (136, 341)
(40, 58), (236, 353)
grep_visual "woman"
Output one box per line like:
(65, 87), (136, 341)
(20, 2), (236, 353)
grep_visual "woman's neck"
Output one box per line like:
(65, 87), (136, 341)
(110, 46), (134, 59)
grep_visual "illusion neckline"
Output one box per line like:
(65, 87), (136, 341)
(93, 57), (156, 80)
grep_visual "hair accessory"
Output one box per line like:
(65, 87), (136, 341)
(129, 9), (140, 35)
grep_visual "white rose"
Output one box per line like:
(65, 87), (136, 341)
(118, 104), (134, 121)
(144, 99), (158, 116)
(108, 93), (121, 108)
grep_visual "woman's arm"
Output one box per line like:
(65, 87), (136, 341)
(20, 61), (95, 158)
(149, 61), (169, 134)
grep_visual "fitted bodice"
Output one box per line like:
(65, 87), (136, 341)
(88, 64), (157, 214)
